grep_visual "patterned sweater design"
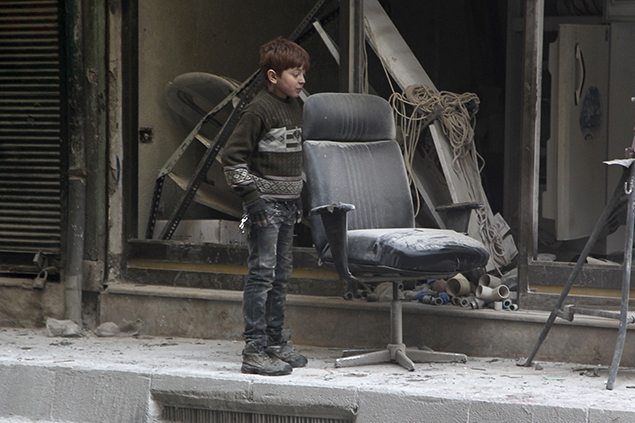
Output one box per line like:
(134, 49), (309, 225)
(221, 89), (303, 204)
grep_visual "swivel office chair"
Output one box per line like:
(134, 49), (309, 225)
(303, 92), (490, 370)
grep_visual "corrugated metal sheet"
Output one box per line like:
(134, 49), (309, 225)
(162, 406), (352, 423)
(0, 0), (62, 254)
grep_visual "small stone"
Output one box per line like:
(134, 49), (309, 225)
(94, 322), (120, 337)
(45, 318), (81, 337)
(119, 318), (144, 336)
(534, 363), (543, 371)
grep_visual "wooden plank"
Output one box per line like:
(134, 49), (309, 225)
(364, 0), (435, 87)
(364, 0), (516, 270)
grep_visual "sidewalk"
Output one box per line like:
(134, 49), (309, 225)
(0, 327), (634, 422)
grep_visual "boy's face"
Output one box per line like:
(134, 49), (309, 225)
(267, 66), (306, 99)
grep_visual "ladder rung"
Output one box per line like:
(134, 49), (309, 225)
(194, 133), (212, 148)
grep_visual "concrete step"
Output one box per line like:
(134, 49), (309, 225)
(126, 241), (345, 297)
(100, 282), (635, 367)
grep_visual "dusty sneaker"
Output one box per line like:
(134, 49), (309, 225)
(266, 343), (308, 368)
(241, 343), (292, 376)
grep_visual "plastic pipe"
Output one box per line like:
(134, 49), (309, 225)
(478, 274), (502, 288)
(502, 298), (513, 309)
(447, 273), (472, 297)
(471, 298), (486, 309)
(419, 294), (434, 305)
(459, 296), (474, 308)
(486, 301), (504, 310)
(420, 294), (444, 306)
(476, 284), (510, 302)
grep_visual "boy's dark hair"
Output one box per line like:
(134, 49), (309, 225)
(259, 37), (310, 75)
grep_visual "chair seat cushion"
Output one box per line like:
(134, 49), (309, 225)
(344, 228), (489, 274)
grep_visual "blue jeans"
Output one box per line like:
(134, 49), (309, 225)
(243, 200), (297, 347)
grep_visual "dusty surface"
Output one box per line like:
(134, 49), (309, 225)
(1, 326), (635, 416)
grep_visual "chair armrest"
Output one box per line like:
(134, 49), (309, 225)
(310, 202), (356, 215)
(435, 202), (482, 233)
(310, 202), (357, 283)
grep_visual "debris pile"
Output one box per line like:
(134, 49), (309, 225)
(367, 269), (519, 311)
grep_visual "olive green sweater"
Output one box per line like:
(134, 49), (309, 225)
(221, 89), (303, 205)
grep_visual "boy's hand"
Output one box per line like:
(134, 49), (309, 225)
(245, 198), (269, 227)
(294, 197), (303, 224)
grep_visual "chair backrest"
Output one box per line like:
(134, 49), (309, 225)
(303, 93), (415, 254)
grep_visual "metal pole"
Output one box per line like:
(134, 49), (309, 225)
(391, 282), (403, 345)
(607, 164), (635, 389)
(517, 0), (544, 306)
(64, 0), (86, 324)
(606, 101), (635, 388)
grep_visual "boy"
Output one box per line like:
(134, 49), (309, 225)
(220, 37), (309, 376)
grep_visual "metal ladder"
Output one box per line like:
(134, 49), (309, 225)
(144, 0), (332, 240)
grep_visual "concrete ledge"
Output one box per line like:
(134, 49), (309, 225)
(152, 375), (358, 420)
(0, 365), (150, 422)
(1, 329), (635, 423)
(101, 283), (635, 367)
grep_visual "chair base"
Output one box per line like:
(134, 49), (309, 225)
(335, 343), (467, 371)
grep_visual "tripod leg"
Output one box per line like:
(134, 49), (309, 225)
(394, 349), (415, 371)
(607, 165), (635, 390)
(522, 168), (630, 367)
(335, 349), (391, 368)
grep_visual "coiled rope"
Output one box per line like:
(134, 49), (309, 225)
(390, 86), (506, 272)
(362, 25), (507, 272)
(391, 85), (482, 172)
